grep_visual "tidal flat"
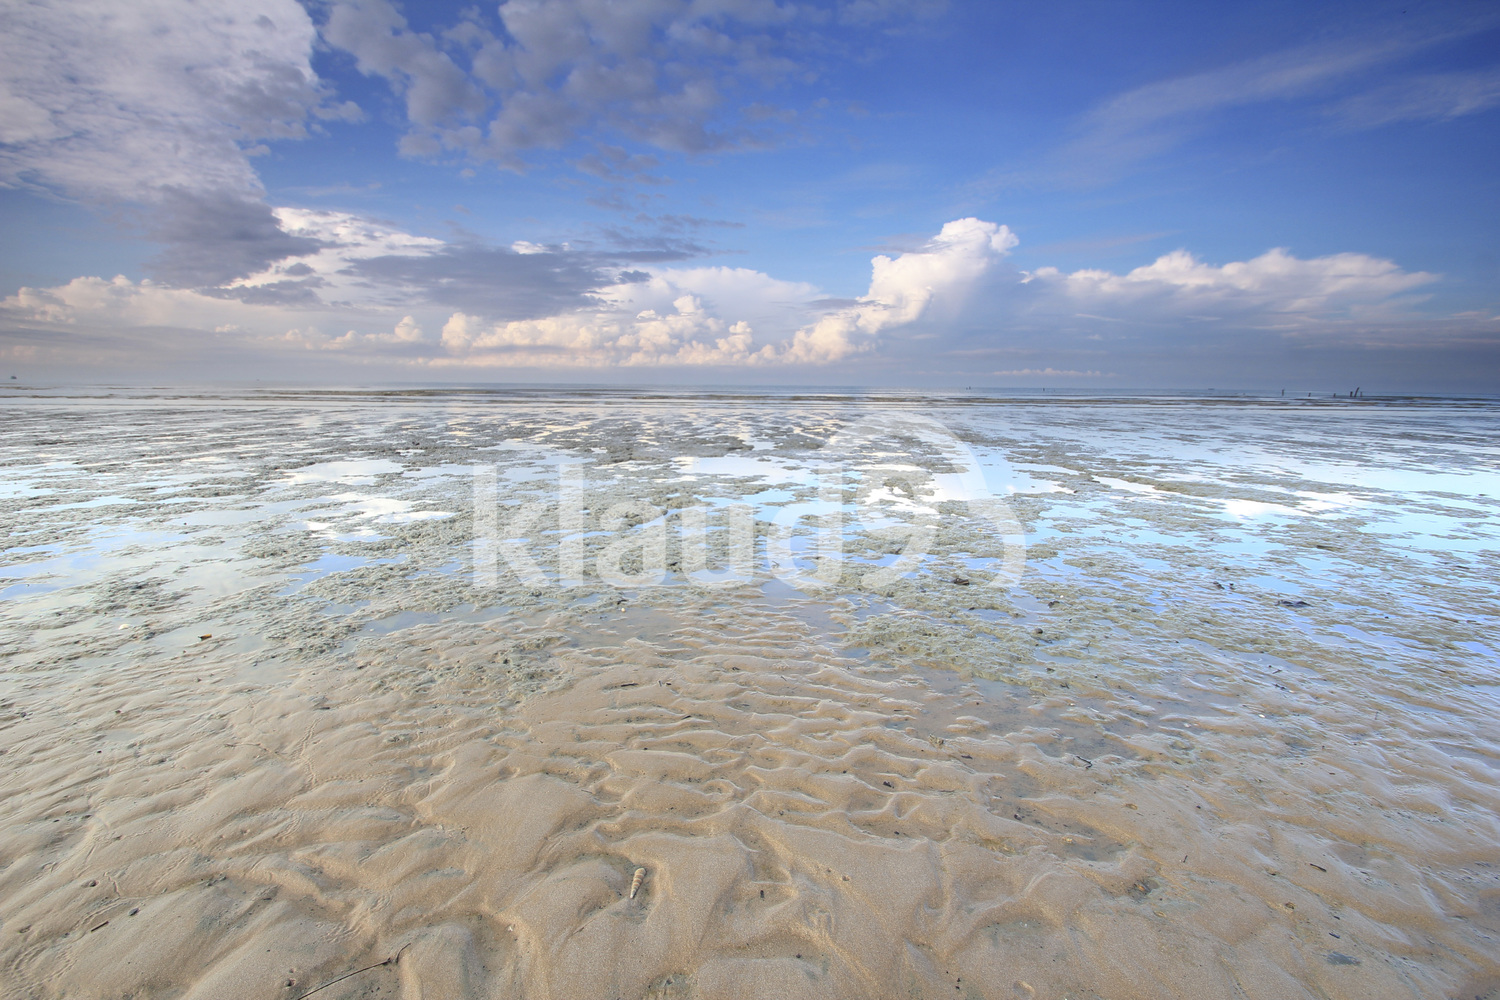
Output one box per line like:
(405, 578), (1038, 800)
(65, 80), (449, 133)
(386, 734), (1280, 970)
(0, 388), (1496, 1000)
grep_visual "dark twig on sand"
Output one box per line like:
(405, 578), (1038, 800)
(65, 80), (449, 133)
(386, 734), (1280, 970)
(291, 946), (407, 1000)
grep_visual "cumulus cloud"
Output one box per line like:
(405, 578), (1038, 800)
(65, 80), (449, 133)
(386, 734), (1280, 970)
(0, 270), (449, 372)
(899, 243), (1449, 385)
(1025, 247), (1436, 320)
(3, 214), (1016, 369)
(3, 274), (302, 342)
(434, 217), (1017, 366)
(286, 314), (432, 351)
(1, 214), (1456, 376)
(438, 295), (760, 367)
(777, 218), (1017, 362)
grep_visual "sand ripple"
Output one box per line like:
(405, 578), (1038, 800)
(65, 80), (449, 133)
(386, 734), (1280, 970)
(2, 393), (1498, 999)
(2, 605), (1497, 999)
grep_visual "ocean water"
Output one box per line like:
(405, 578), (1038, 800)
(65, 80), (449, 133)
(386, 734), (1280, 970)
(0, 388), (1496, 1000)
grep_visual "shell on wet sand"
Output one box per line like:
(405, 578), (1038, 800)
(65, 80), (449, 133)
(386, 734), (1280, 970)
(630, 867), (646, 900)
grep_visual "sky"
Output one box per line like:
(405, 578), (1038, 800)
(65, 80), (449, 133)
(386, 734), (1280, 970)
(1, 0), (1498, 390)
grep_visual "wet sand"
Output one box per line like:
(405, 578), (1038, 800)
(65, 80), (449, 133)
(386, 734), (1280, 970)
(1, 390), (1497, 999)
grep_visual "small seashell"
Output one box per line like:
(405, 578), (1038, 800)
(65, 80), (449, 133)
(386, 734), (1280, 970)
(629, 867), (646, 900)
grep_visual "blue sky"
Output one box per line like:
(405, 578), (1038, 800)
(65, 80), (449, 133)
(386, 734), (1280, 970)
(2, 0), (1497, 389)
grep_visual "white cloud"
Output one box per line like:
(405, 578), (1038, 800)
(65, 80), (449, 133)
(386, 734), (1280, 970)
(273, 208), (444, 255)
(226, 208), (445, 305)
(425, 262), (819, 365)
(778, 217), (1017, 362)
(438, 296), (760, 367)
(0, 214), (1453, 374)
(1027, 247), (1436, 318)
(0, 0), (327, 203)
(287, 314), (431, 351)
(609, 266), (821, 333)
(6, 275), (226, 327)
(436, 217), (1017, 366)
(0, 271), (441, 358)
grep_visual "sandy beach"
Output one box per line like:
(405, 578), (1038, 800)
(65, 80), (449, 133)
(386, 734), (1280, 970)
(1, 389), (1497, 1000)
